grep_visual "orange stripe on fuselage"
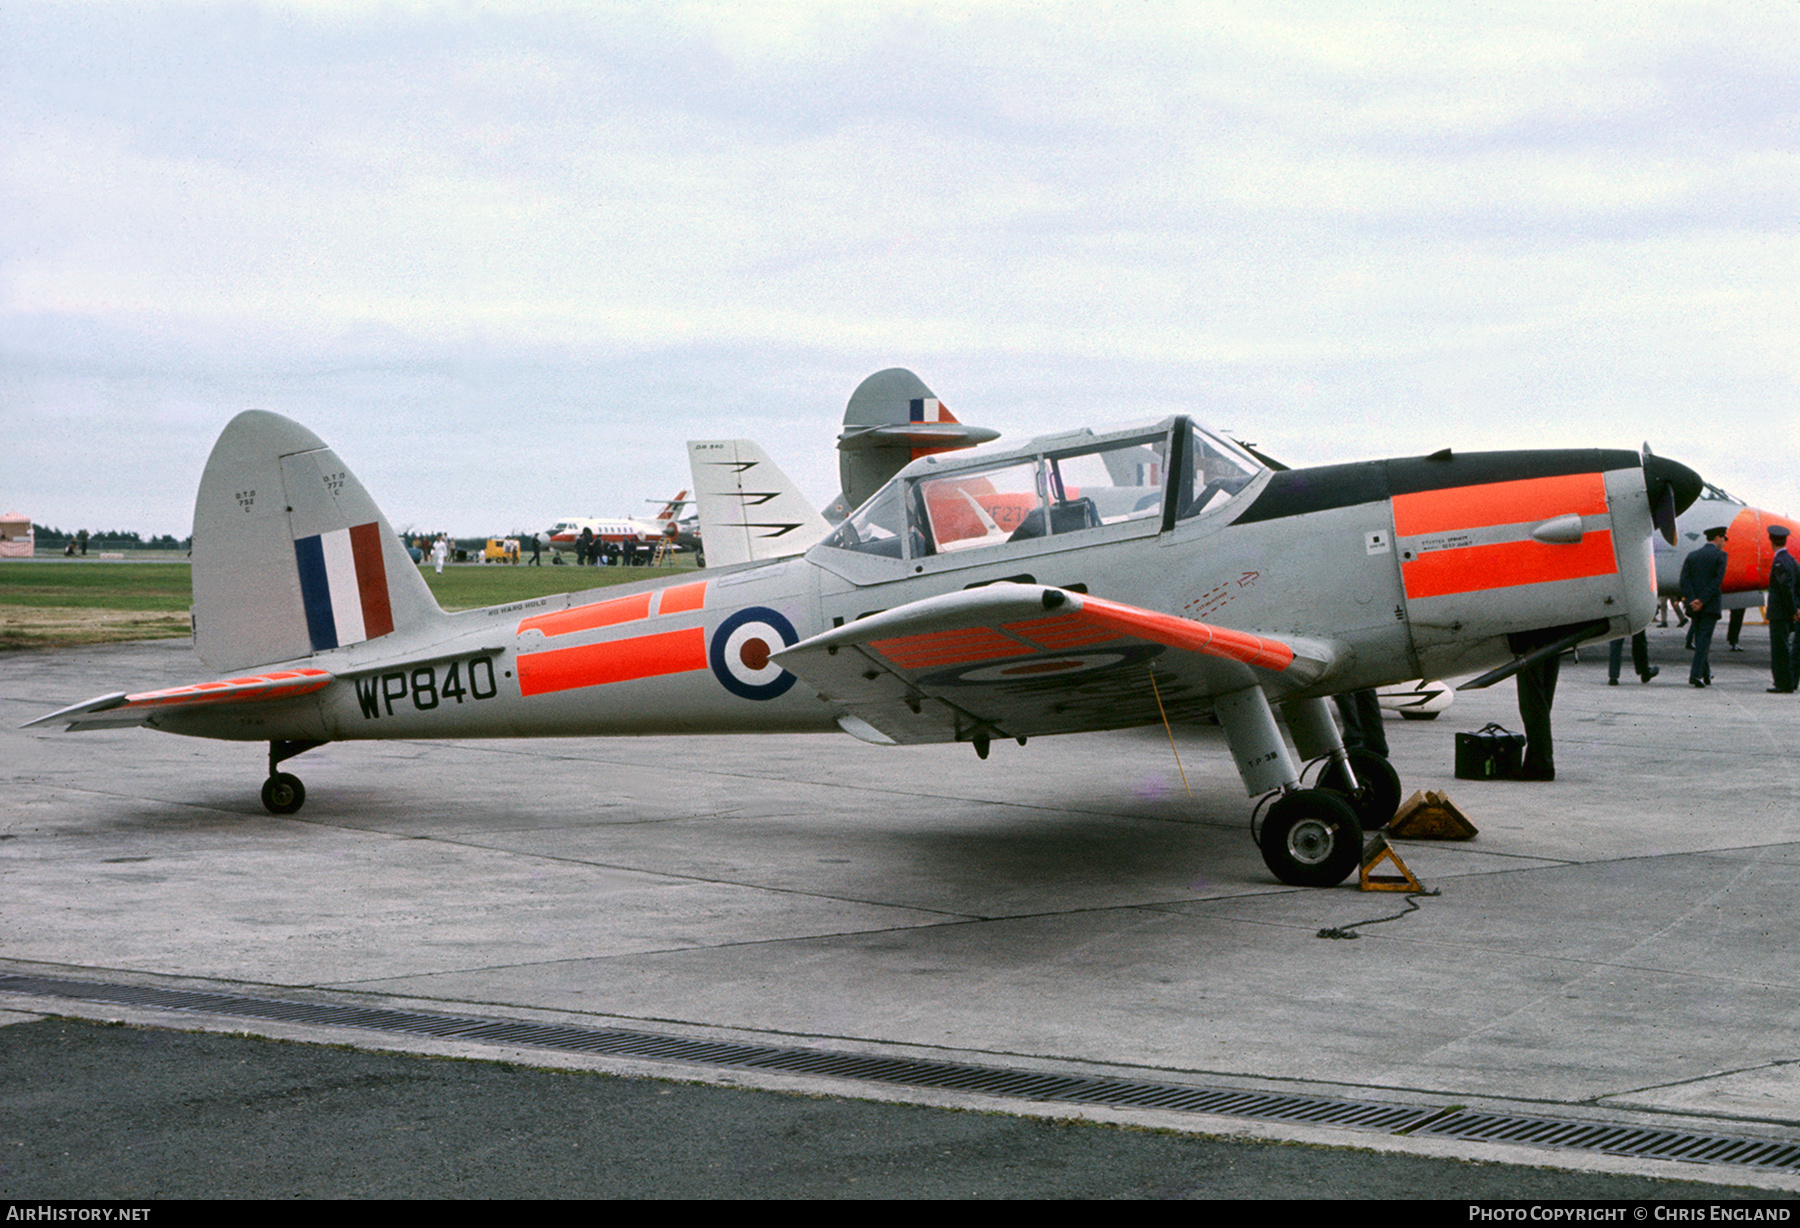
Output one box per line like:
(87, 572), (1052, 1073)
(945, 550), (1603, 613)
(516, 627), (707, 697)
(657, 581), (707, 615)
(1392, 473), (1609, 537)
(517, 591), (653, 637)
(1401, 531), (1617, 600)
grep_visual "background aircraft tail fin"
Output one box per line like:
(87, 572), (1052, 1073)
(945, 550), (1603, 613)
(190, 410), (443, 671)
(686, 439), (832, 569)
(648, 490), (690, 523)
(836, 368), (1000, 513)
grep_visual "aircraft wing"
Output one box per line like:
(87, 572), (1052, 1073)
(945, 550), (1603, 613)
(772, 584), (1342, 745)
(23, 668), (333, 732)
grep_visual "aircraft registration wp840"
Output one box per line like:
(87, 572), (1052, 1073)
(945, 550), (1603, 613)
(28, 392), (1700, 887)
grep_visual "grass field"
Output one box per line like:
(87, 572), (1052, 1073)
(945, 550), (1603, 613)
(0, 558), (699, 650)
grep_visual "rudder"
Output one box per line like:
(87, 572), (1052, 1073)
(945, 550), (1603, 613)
(191, 411), (442, 671)
(686, 439), (832, 568)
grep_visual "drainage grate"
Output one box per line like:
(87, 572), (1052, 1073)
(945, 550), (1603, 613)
(5, 973), (1794, 1173)
(1415, 1111), (1800, 1171)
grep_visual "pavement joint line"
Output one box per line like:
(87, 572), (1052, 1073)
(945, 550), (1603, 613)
(6, 970), (1799, 1177)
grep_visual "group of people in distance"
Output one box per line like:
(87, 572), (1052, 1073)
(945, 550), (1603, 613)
(1678, 523), (1800, 692)
(1515, 523), (1798, 785)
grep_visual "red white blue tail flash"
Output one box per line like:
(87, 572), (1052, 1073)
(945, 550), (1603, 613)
(294, 522), (395, 651)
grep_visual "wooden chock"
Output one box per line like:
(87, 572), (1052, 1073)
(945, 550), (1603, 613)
(1360, 831), (1423, 892)
(1389, 789), (1479, 840)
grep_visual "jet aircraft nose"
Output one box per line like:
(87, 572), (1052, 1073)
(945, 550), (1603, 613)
(1644, 452), (1703, 545)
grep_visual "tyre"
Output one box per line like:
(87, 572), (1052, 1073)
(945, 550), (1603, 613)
(1318, 749), (1402, 831)
(1259, 789), (1363, 887)
(261, 772), (306, 815)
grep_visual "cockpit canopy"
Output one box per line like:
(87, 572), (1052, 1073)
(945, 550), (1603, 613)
(817, 417), (1263, 563)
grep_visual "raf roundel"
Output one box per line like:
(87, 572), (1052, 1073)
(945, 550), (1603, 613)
(710, 607), (800, 700)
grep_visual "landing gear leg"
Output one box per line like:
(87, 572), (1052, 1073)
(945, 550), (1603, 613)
(1216, 689), (1364, 887)
(262, 740), (325, 815)
(1283, 696), (1401, 831)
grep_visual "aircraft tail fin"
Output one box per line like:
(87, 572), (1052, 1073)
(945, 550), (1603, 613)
(190, 410), (444, 672)
(686, 439), (832, 568)
(649, 490), (690, 523)
(836, 368), (1000, 513)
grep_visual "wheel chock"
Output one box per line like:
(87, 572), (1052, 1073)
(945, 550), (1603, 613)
(1359, 832), (1423, 892)
(1388, 789), (1479, 840)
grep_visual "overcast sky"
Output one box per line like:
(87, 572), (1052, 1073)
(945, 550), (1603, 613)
(4, 1), (1796, 539)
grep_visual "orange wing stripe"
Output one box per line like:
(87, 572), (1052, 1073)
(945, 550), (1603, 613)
(1393, 473), (1609, 537)
(121, 668), (333, 709)
(1069, 598), (1297, 670)
(871, 628), (1034, 669)
(1003, 599), (1296, 671)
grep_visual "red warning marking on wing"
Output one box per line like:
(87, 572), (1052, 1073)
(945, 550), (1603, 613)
(1392, 473), (1608, 537)
(858, 594), (1299, 677)
(517, 592), (653, 638)
(119, 668), (334, 710)
(517, 628), (706, 696)
(1036, 598), (1298, 671)
(1002, 614), (1121, 651)
(869, 627), (1034, 670)
(1401, 531), (1618, 600)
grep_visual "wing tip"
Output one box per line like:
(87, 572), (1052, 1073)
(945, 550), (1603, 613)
(21, 692), (130, 730)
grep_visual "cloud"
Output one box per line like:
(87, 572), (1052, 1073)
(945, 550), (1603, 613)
(4, 1), (1797, 535)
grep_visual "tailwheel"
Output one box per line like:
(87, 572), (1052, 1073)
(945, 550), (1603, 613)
(261, 772), (306, 815)
(1318, 749), (1402, 831)
(1259, 788), (1363, 887)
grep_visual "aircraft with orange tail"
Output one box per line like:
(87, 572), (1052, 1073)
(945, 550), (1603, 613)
(1654, 478), (1800, 604)
(26, 373), (1702, 888)
(542, 491), (695, 559)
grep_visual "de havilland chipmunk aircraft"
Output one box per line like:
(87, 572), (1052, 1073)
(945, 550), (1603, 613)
(27, 382), (1702, 887)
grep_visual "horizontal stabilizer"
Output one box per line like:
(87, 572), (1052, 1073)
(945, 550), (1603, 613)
(838, 421), (1000, 451)
(837, 369), (1000, 512)
(24, 668), (333, 732)
(775, 583), (1341, 745)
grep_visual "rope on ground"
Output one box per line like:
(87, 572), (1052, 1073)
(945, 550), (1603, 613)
(1316, 888), (1441, 939)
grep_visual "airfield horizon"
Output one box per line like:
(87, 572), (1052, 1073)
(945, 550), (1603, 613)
(0, 556), (698, 650)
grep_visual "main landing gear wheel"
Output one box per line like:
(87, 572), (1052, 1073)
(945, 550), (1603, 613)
(261, 772), (306, 815)
(1318, 749), (1402, 831)
(1259, 789), (1364, 888)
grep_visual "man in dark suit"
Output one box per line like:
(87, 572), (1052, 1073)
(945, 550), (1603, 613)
(1680, 527), (1730, 687)
(1767, 525), (1799, 693)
